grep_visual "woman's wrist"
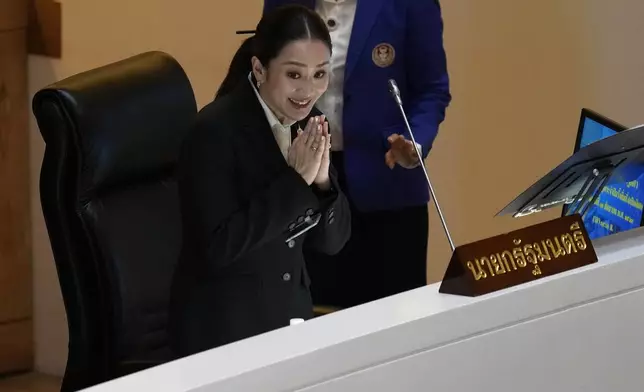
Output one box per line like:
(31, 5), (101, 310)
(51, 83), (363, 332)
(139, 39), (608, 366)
(313, 177), (331, 191)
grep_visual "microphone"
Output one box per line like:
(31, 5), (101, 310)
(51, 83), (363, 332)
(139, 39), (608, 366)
(388, 79), (403, 106)
(387, 79), (455, 251)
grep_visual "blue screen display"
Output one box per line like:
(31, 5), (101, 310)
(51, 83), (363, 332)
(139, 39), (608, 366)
(576, 117), (644, 240)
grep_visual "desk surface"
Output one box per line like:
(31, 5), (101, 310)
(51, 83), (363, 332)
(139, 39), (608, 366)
(82, 226), (644, 392)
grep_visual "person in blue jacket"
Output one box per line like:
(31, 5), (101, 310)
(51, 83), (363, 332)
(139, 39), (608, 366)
(261, 0), (452, 308)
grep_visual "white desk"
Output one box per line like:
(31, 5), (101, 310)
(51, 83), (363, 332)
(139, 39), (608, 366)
(83, 226), (644, 392)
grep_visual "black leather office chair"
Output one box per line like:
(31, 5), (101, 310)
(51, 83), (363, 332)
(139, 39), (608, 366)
(32, 51), (197, 391)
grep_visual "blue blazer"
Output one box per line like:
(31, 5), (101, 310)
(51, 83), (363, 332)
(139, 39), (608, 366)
(263, 0), (451, 212)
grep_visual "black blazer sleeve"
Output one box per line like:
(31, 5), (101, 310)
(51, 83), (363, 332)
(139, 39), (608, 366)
(179, 117), (321, 270)
(304, 163), (351, 255)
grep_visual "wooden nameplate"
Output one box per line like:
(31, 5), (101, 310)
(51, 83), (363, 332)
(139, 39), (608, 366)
(439, 214), (597, 296)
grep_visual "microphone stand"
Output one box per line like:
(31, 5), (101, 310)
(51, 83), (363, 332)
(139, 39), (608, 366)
(388, 80), (455, 251)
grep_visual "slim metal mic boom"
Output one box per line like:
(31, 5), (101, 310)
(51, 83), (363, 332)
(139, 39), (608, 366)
(387, 79), (455, 251)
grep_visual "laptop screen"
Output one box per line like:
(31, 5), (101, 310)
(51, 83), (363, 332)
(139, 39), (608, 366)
(565, 109), (644, 240)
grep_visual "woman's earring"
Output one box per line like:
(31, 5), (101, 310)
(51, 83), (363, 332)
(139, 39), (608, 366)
(256, 81), (261, 89)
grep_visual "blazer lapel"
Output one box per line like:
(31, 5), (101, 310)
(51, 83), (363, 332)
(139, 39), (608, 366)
(345, 0), (386, 83)
(233, 82), (288, 172)
(301, 0), (316, 8)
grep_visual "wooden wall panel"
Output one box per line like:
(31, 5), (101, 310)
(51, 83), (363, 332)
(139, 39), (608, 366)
(0, 0), (28, 31)
(0, 321), (33, 373)
(28, 0), (62, 58)
(0, 0), (33, 375)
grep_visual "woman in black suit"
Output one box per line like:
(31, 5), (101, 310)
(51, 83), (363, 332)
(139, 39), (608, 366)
(168, 5), (351, 358)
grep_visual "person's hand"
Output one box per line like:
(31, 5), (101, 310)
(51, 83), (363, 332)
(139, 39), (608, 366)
(384, 133), (421, 169)
(288, 116), (325, 185)
(313, 116), (332, 191)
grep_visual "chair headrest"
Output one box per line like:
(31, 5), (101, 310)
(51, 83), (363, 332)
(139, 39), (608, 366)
(33, 51), (197, 197)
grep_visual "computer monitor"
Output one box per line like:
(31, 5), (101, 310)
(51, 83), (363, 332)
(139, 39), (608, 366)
(563, 108), (644, 240)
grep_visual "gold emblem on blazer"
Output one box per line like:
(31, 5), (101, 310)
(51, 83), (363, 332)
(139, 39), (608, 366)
(372, 43), (395, 68)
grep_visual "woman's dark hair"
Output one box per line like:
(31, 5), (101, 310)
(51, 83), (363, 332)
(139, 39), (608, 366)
(215, 5), (332, 99)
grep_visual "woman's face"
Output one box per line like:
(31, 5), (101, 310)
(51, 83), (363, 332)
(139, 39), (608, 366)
(253, 38), (331, 124)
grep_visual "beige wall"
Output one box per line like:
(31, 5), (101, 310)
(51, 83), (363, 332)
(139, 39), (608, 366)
(426, 0), (644, 280)
(28, 0), (644, 376)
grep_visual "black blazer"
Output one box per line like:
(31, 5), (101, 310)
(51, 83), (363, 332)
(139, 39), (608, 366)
(168, 80), (351, 357)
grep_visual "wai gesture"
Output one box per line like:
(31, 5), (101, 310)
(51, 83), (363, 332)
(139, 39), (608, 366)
(288, 115), (332, 189)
